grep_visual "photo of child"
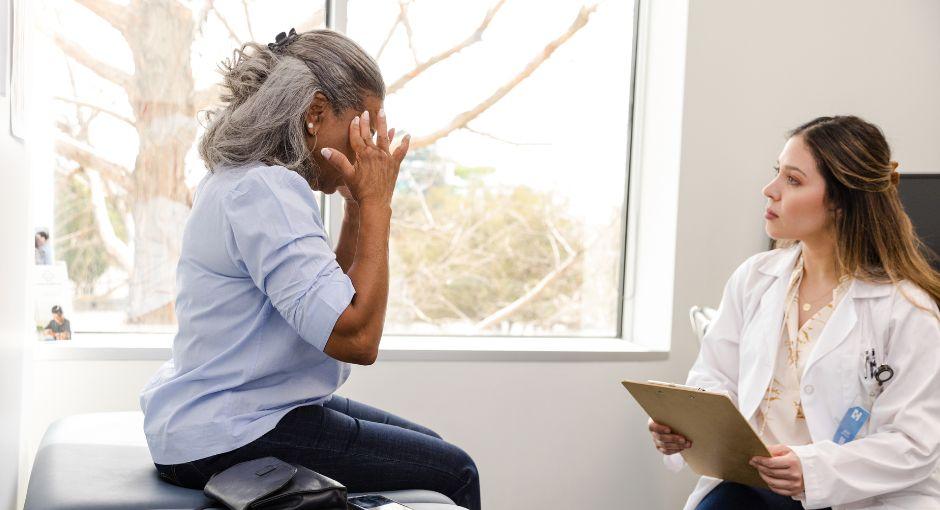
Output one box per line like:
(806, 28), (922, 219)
(43, 305), (71, 340)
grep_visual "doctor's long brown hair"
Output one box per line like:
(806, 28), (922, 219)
(778, 115), (940, 310)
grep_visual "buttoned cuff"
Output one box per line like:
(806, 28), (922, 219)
(790, 443), (826, 509)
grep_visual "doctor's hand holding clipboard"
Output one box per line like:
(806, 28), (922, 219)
(649, 418), (806, 495)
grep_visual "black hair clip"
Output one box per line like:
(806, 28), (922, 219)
(268, 28), (299, 53)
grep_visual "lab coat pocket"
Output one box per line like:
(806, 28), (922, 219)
(858, 348), (883, 403)
(851, 348), (881, 439)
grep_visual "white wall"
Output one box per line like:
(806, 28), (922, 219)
(17, 1), (940, 509)
(1, 63), (31, 510)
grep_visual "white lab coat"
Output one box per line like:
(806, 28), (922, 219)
(669, 244), (940, 510)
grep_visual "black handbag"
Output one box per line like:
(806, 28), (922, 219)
(197, 456), (348, 510)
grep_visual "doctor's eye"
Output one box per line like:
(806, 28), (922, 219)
(787, 176), (799, 185)
(772, 165), (780, 174)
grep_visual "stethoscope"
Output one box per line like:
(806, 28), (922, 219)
(874, 364), (895, 386)
(866, 348), (895, 387)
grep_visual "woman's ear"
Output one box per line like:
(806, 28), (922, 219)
(305, 92), (329, 135)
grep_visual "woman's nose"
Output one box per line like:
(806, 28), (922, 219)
(762, 180), (779, 201)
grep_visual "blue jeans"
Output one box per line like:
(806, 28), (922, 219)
(155, 396), (481, 510)
(696, 482), (828, 510)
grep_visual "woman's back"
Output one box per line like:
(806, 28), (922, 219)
(139, 162), (356, 466)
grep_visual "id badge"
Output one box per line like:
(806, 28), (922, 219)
(833, 406), (870, 444)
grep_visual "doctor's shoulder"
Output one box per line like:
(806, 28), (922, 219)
(890, 279), (940, 324)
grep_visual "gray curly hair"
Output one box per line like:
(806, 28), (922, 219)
(198, 29), (385, 186)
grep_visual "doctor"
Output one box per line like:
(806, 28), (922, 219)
(649, 115), (940, 510)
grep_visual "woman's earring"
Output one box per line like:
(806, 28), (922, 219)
(307, 122), (318, 147)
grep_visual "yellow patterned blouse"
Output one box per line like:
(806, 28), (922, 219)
(756, 255), (852, 446)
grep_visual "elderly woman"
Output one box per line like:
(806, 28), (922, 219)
(139, 29), (480, 509)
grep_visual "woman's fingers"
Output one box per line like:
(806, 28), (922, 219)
(348, 116), (366, 154)
(321, 148), (355, 182)
(359, 110), (375, 146)
(393, 134), (411, 165)
(375, 109), (390, 151)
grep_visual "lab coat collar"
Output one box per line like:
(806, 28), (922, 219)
(757, 243), (892, 299)
(757, 243), (802, 278)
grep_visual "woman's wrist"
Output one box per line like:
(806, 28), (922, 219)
(357, 198), (392, 215)
(344, 200), (360, 219)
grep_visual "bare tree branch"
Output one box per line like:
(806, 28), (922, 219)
(399, 284), (434, 323)
(211, 5), (241, 44)
(74, 0), (130, 36)
(401, 169), (436, 227)
(84, 168), (134, 272)
(547, 230), (561, 267)
(54, 96), (135, 126)
(375, 14), (403, 60)
(472, 216), (612, 331)
(241, 0), (255, 41)
(54, 34), (134, 92)
(464, 125), (548, 146)
(438, 215), (488, 263)
(55, 225), (97, 245)
(398, 0), (420, 65)
(547, 219), (574, 256)
(387, 0), (507, 94)
(411, 4), (596, 149)
(55, 137), (133, 191)
(473, 250), (579, 331)
(437, 293), (472, 321)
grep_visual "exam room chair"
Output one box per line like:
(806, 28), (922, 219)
(24, 412), (467, 510)
(688, 305), (717, 345)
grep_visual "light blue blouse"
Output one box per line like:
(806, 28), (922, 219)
(140, 162), (355, 465)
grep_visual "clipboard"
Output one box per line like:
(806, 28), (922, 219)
(622, 379), (771, 488)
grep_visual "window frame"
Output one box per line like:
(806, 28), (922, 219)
(33, 0), (675, 361)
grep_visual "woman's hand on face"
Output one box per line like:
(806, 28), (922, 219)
(750, 444), (805, 497)
(320, 109), (410, 208)
(648, 419), (692, 455)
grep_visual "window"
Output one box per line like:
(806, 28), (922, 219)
(342, 0), (637, 337)
(33, 0), (638, 341)
(34, 1), (328, 335)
